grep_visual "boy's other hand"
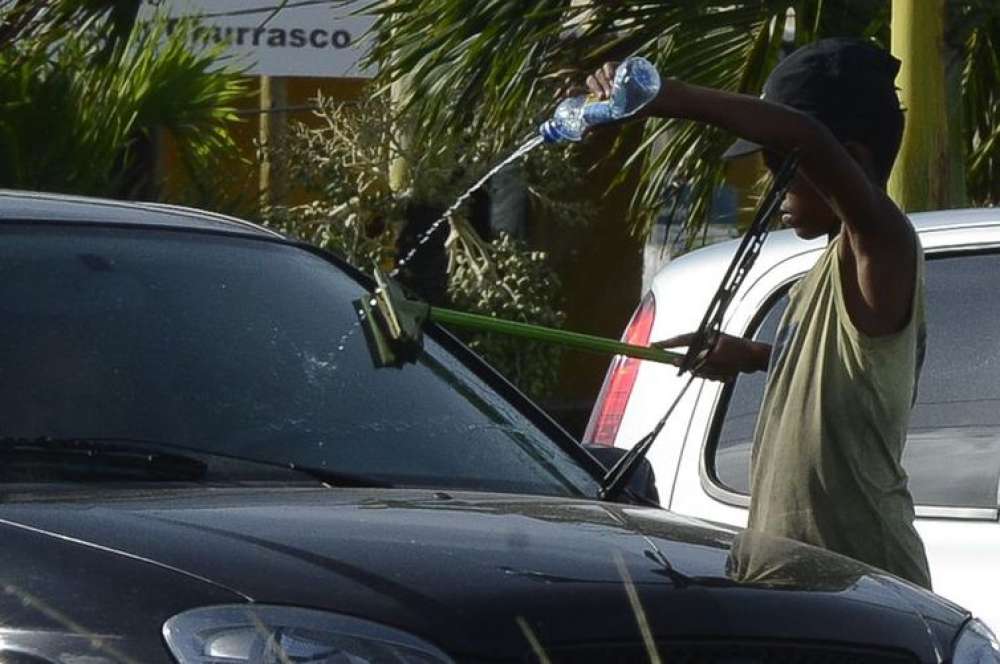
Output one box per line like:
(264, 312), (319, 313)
(587, 61), (677, 121)
(653, 332), (770, 381)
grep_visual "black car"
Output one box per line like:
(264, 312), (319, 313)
(0, 190), (992, 664)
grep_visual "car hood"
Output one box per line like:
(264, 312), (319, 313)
(0, 487), (967, 661)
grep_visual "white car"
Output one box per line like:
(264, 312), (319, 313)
(584, 208), (1000, 627)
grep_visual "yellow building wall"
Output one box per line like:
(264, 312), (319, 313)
(159, 76), (369, 214)
(725, 153), (767, 229)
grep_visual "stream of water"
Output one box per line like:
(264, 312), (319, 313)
(389, 134), (545, 278)
(334, 134), (547, 358)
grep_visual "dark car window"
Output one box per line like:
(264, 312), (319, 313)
(712, 293), (788, 495)
(711, 251), (1000, 508)
(0, 225), (600, 497)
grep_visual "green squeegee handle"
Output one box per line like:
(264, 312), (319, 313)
(429, 306), (683, 366)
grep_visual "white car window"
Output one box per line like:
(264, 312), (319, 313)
(710, 252), (1000, 509)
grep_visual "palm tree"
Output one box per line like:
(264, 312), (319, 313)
(0, 1), (133, 56)
(356, 0), (999, 241)
(891, 0), (1000, 211)
(0, 1), (250, 203)
(955, 0), (1000, 206)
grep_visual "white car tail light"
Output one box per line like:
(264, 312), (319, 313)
(582, 292), (656, 446)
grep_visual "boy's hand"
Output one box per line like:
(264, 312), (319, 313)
(586, 61), (678, 120)
(653, 333), (770, 382)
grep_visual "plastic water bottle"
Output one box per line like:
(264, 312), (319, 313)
(539, 57), (661, 143)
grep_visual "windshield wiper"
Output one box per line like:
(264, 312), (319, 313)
(0, 437), (393, 488)
(0, 437), (207, 482)
(283, 464), (395, 489)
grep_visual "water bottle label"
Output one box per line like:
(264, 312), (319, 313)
(539, 58), (660, 143)
(581, 99), (614, 127)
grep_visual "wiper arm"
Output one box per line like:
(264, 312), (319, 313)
(285, 464), (395, 489)
(0, 437), (393, 489)
(598, 375), (695, 501)
(0, 437), (207, 482)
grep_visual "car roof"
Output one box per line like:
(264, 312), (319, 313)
(662, 207), (1000, 276)
(0, 189), (283, 238)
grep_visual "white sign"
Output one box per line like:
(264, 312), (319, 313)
(140, 0), (376, 78)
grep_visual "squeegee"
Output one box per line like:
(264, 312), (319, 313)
(354, 267), (684, 370)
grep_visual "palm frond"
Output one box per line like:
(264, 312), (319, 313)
(621, 5), (789, 239)
(0, 0), (139, 59)
(0, 8), (249, 199)
(958, 4), (1000, 204)
(358, 1), (800, 240)
(353, 0), (997, 242)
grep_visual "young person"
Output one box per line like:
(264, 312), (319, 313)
(587, 38), (931, 588)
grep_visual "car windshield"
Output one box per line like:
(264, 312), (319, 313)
(0, 224), (600, 497)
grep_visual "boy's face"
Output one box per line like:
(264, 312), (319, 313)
(764, 151), (840, 239)
(781, 176), (840, 239)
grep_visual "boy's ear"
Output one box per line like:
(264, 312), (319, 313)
(843, 141), (879, 182)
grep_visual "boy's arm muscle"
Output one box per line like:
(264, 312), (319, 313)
(649, 81), (916, 335)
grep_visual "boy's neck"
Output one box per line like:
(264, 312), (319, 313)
(827, 220), (843, 242)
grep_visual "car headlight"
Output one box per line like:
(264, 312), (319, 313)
(954, 619), (1000, 663)
(163, 605), (453, 664)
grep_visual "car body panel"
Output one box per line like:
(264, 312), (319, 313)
(0, 487), (967, 661)
(0, 189), (279, 238)
(0, 518), (241, 663)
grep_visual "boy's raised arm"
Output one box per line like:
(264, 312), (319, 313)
(647, 81), (910, 244)
(588, 43), (917, 337)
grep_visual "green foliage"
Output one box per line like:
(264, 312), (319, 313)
(447, 233), (566, 399)
(260, 93), (401, 269)
(264, 198), (393, 270)
(260, 92), (585, 399)
(0, 1), (140, 55)
(955, 2), (1000, 205)
(353, 0), (1000, 245)
(0, 3), (249, 200)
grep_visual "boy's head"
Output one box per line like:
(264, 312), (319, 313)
(725, 38), (904, 239)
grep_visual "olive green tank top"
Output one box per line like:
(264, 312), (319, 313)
(748, 234), (931, 589)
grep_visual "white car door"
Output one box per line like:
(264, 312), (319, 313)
(666, 221), (1000, 627)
